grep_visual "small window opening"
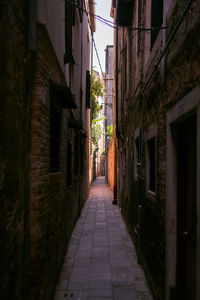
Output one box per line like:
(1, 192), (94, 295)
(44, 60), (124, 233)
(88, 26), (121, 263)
(151, 0), (163, 49)
(147, 137), (156, 191)
(50, 102), (61, 173)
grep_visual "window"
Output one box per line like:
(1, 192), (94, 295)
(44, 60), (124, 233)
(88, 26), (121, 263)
(86, 70), (91, 108)
(74, 133), (80, 175)
(134, 129), (141, 181)
(135, 136), (140, 178)
(123, 44), (127, 93)
(77, 0), (83, 22)
(50, 99), (61, 173)
(67, 141), (72, 186)
(137, 0), (142, 57)
(80, 138), (84, 176)
(120, 43), (127, 121)
(151, 0), (163, 49)
(147, 137), (156, 192)
(64, 0), (75, 64)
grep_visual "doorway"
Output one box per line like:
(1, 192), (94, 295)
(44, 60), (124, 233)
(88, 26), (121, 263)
(176, 114), (197, 299)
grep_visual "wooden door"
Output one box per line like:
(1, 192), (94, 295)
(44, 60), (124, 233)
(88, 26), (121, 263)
(176, 114), (197, 299)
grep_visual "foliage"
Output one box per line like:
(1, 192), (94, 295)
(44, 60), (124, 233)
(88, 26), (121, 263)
(92, 116), (106, 124)
(92, 70), (103, 98)
(105, 124), (113, 141)
(101, 148), (105, 155)
(91, 70), (104, 148)
(91, 70), (103, 120)
(92, 123), (102, 148)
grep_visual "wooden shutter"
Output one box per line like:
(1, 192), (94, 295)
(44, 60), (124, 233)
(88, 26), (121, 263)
(86, 70), (91, 108)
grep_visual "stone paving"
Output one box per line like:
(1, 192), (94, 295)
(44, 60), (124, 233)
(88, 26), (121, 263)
(54, 177), (153, 300)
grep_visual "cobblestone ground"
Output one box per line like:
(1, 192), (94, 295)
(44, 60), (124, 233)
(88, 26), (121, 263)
(54, 177), (153, 300)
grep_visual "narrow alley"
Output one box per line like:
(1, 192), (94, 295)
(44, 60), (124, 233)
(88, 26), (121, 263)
(1, 1), (200, 299)
(54, 177), (152, 300)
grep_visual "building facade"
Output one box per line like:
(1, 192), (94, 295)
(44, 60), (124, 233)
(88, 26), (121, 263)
(111, 0), (200, 299)
(0, 1), (95, 299)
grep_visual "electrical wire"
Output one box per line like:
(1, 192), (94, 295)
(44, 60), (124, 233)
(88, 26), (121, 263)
(92, 35), (104, 75)
(66, 0), (172, 31)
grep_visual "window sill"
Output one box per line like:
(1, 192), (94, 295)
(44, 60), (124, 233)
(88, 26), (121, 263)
(146, 189), (156, 197)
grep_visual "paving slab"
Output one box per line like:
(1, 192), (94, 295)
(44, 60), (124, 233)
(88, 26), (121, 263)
(54, 177), (153, 300)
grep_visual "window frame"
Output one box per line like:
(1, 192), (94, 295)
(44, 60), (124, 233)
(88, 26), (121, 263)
(134, 127), (141, 181)
(145, 125), (157, 194)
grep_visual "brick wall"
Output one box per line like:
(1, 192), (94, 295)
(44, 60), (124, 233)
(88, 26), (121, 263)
(0, 3), (91, 299)
(0, 1), (35, 299)
(30, 24), (83, 300)
(114, 1), (200, 299)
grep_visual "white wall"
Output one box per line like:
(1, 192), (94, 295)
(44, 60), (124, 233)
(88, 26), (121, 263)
(37, 0), (65, 71)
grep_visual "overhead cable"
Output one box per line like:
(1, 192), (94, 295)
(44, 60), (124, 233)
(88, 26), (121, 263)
(65, 0), (172, 31)
(92, 35), (104, 75)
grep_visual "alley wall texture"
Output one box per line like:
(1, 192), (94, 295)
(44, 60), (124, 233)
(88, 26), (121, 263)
(30, 24), (72, 300)
(0, 1), (34, 298)
(0, 1), (95, 299)
(112, 0), (200, 299)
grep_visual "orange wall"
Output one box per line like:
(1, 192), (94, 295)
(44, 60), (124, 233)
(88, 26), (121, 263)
(108, 138), (115, 192)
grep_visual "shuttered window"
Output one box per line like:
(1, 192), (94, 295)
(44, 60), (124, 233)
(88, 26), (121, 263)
(50, 99), (61, 173)
(86, 70), (91, 108)
(151, 0), (163, 49)
(64, 0), (75, 64)
(66, 141), (72, 186)
(137, 0), (142, 57)
(147, 137), (156, 192)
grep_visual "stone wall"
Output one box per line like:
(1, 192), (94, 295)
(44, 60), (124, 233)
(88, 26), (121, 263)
(113, 0), (200, 299)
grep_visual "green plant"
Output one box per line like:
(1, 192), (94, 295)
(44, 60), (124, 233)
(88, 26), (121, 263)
(92, 123), (102, 148)
(105, 124), (113, 141)
(91, 70), (103, 120)
(91, 70), (104, 149)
